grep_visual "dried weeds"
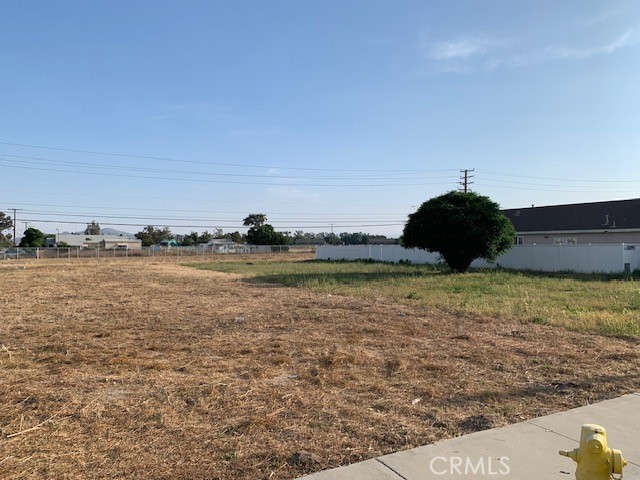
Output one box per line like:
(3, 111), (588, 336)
(0, 256), (638, 479)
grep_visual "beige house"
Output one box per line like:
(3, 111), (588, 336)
(56, 234), (142, 250)
(503, 198), (640, 245)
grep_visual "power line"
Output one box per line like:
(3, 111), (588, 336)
(468, 168), (640, 194)
(0, 140), (458, 174)
(474, 182), (640, 194)
(21, 217), (405, 229)
(16, 210), (404, 224)
(0, 161), (459, 188)
(6, 139), (636, 183)
(475, 177), (640, 190)
(3, 203), (400, 217)
(0, 152), (459, 181)
(0, 194), (418, 209)
(476, 168), (640, 184)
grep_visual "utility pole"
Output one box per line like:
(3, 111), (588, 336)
(459, 169), (474, 193)
(10, 208), (22, 247)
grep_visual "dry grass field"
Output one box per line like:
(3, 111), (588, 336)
(1, 255), (639, 479)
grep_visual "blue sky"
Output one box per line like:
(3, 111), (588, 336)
(1, 1), (639, 237)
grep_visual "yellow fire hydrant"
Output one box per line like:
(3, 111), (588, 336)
(559, 424), (627, 480)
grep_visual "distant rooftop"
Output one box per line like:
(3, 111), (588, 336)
(503, 198), (640, 232)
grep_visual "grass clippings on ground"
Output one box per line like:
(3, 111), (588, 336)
(0, 256), (639, 479)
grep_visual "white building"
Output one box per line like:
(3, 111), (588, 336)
(56, 234), (142, 250)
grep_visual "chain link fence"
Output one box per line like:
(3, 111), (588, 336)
(1, 244), (316, 261)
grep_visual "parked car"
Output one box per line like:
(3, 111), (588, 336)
(3, 248), (27, 259)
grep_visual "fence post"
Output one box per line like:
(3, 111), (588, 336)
(559, 244), (563, 271)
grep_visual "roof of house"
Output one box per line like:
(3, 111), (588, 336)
(206, 239), (238, 246)
(503, 198), (640, 232)
(57, 234), (141, 243)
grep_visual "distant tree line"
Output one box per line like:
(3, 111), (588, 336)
(132, 214), (397, 247)
(290, 231), (396, 245)
(134, 226), (174, 246)
(1, 216), (397, 249)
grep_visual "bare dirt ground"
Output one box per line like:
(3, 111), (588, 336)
(0, 256), (639, 479)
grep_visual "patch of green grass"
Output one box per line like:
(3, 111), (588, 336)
(187, 260), (640, 337)
(530, 316), (548, 325)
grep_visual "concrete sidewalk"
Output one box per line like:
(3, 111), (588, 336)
(298, 393), (640, 479)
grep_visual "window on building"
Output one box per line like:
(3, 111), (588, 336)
(554, 237), (577, 245)
(514, 236), (524, 245)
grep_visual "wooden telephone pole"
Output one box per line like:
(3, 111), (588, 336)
(10, 208), (22, 247)
(459, 169), (474, 193)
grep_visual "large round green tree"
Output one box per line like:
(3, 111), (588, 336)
(402, 191), (515, 273)
(19, 227), (46, 248)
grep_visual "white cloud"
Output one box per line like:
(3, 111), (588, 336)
(423, 28), (637, 73)
(427, 34), (491, 60)
(420, 32), (512, 73)
(553, 29), (634, 59)
(503, 29), (635, 67)
(574, 8), (622, 28)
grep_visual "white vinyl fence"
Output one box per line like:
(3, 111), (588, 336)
(317, 244), (640, 274)
(1, 244), (316, 261)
